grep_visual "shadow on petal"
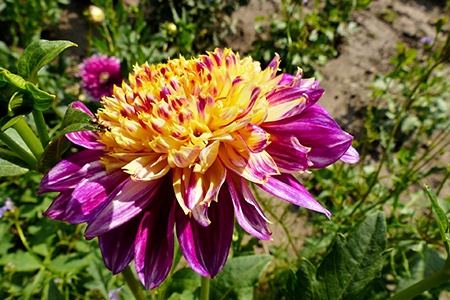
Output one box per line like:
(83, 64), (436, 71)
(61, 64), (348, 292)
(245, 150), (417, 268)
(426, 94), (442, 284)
(98, 213), (142, 274)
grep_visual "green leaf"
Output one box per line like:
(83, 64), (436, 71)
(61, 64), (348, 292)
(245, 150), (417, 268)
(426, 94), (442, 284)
(48, 253), (92, 273)
(0, 150), (29, 176)
(37, 136), (70, 174)
(397, 243), (446, 292)
(425, 184), (450, 254)
(85, 259), (110, 298)
(284, 260), (318, 300)
(37, 106), (99, 172)
(0, 129), (31, 176)
(165, 267), (200, 300)
(0, 67), (55, 112)
(0, 115), (23, 131)
(46, 279), (65, 300)
(0, 251), (42, 272)
(315, 212), (387, 300)
(18, 40), (77, 83)
(210, 255), (272, 300)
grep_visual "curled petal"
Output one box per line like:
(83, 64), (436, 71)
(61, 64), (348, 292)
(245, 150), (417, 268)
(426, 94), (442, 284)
(219, 143), (279, 184)
(135, 187), (175, 290)
(39, 150), (104, 193)
(98, 214), (141, 274)
(188, 160), (227, 208)
(266, 54), (280, 70)
(258, 173), (331, 218)
(340, 146), (359, 164)
(176, 194), (234, 278)
(193, 140), (220, 174)
(227, 175), (271, 240)
(263, 105), (354, 168)
(123, 154), (171, 180)
(237, 124), (270, 153)
(85, 177), (164, 239)
(265, 92), (306, 123)
(265, 136), (313, 173)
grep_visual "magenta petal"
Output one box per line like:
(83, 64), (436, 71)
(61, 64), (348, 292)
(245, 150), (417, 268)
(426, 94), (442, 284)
(66, 130), (104, 150)
(84, 177), (164, 239)
(258, 173), (331, 218)
(135, 194), (175, 290)
(39, 150), (104, 193)
(265, 136), (312, 173)
(340, 146), (359, 164)
(263, 105), (353, 168)
(227, 175), (271, 240)
(64, 169), (128, 224)
(98, 214), (141, 274)
(70, 101), (95, 117)
(266, 54), (280, 70)
(44, 190), (73, 221)
(176, 194), (234, 278)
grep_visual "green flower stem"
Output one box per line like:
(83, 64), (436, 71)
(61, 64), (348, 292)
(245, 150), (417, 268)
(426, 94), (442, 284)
(12, 118), (44, 159)
(32, 109), (50, 147)
(388, 266), (450, 300)
(200, 276), (211, 300)
(0, 131), (37, 168)
(14, 219), (32, 253)
(122, 266), (146, 300)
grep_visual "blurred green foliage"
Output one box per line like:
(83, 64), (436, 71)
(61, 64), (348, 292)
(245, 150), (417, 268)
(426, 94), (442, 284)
(0, 0), (449, 299)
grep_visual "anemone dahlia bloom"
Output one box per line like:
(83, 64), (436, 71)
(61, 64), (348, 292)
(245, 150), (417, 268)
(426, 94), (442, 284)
(78, 54), (123, 101)
(40, 48), (359, 289)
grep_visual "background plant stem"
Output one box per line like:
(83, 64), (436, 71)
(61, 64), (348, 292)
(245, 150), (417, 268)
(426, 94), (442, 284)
(13, 118), (44, 159)
(200, 276), (210, 300)
(122, 266), (146, 300)
(0, 131), (37, 168)
(32, 109), (50, 146)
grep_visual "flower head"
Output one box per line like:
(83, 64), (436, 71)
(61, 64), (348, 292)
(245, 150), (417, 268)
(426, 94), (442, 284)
(0, 198), (14, 219)
(41, 49), (358, 289)
(419, 36), (434, 46)
(87, 5), (105, 24)
(78, 54), (123, 101)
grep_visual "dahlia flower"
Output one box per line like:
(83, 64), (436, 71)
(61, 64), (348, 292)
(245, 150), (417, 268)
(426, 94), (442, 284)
(78, 54), (123, 101)
(40, 49), (358, 289)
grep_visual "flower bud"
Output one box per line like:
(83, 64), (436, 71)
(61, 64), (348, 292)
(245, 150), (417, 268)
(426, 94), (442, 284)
(88, 5), (105, 24)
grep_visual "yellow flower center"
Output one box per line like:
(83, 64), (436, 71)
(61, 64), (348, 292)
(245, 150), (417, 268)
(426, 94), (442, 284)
(96, 49), (282, 213)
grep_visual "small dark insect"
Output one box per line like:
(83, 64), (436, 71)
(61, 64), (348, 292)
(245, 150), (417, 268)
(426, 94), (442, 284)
(90, 117), (110, 131)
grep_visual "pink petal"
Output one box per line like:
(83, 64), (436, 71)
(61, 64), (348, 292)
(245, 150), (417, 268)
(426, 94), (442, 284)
(176, 194), (234, 278)
(340, 146), (359, 164)
(135, 194), (175, 290)
(258, 173), (331, 218)
(227, 175), (271, 240)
